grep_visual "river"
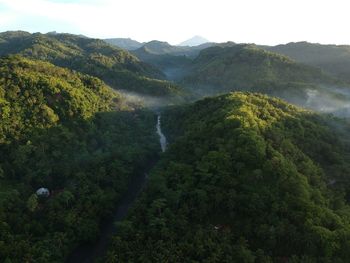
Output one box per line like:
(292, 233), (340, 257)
(156, 114), (167, 152)
(66, 113), (166, 263)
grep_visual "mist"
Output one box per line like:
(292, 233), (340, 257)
(118, 90), (175, 110)
(304, 86), (350, 117)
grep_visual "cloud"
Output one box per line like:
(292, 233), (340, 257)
(0, 0), (106, 31)
(0, 10), (16, 25)
(0, 0), (350, 45)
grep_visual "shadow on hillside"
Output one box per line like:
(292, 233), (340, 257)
(0, 109), (161, 262)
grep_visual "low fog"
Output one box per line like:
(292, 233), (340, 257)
(305, 86), (350, 117)
(119, 80), (350, 119)
(118, 90), (174, 109)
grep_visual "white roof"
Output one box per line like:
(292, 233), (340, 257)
(36, 188), (50, 196)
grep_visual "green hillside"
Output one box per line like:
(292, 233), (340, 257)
(106, 92), (350, 262)
(0, 56), (159, 262)
(267, 42), (350, 82)
(134, 41), (183, 55)
(0, 31), (182, 97)
(104, 38), (144, 50)
(0, 55), (122, 141)
(182, 44), (346, 105)
(3, 30), (350, 263)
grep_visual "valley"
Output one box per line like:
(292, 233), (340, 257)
(1, 30), (350, 263)
(67, 112), (167, 263)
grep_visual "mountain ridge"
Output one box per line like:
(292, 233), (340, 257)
(104, 37), (144, 50)
(180, 43), (350, 114)
(266, 41), (350, 82)
(0, 31), (184, 98)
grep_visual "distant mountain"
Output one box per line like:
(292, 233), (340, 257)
(132, 52), (193, 81)
(184, 44), (339, 90)
(134, 40), (214, 57)
(104, 37), (144, 50)
(178, 35), (209, 46)
(266, 42), (350, 82)
(0, 31), (183, 97)
(181, 44), (350, 112)
(132, 41), (215, 80)
(136, 40), (183, 55)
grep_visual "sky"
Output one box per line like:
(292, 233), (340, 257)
(0, 0), (349, 45)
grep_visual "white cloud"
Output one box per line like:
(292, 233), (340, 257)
(0, 12), (16, 25)
(0, 0), (350, 45)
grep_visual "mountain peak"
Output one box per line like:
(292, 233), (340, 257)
(178, 35), (209, 47)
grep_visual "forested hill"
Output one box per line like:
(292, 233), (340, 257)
(0, 55), (160, 261)
(0, 31), (159, 78)
(106, 92), (350, 262)
(0, 31), (182, 97)
(184, 44), (341, 91)
(3, 30), (350, 263)
(104, 38), (144, 50)
(267, 42), (350, 82)
(0, 55), (123, 141)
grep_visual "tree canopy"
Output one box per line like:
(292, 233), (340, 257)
(0, 31), (183, 98)
(0, 55), (160, 262)
(106, 92), (350, 262)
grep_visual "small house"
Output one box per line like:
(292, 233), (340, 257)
(36, 187), (50, 197)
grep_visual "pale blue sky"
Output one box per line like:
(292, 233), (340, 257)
(0, 0), (349, 45)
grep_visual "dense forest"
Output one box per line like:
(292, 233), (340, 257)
(0, 31), (183, 98)
(267, 42), (350, 82)
(129, 41), (350, 115)
(106, 93), (350, 262)
(181, 45), (343, 96)
(2, 30), (350, 262)
(0, 55), (160, 262)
